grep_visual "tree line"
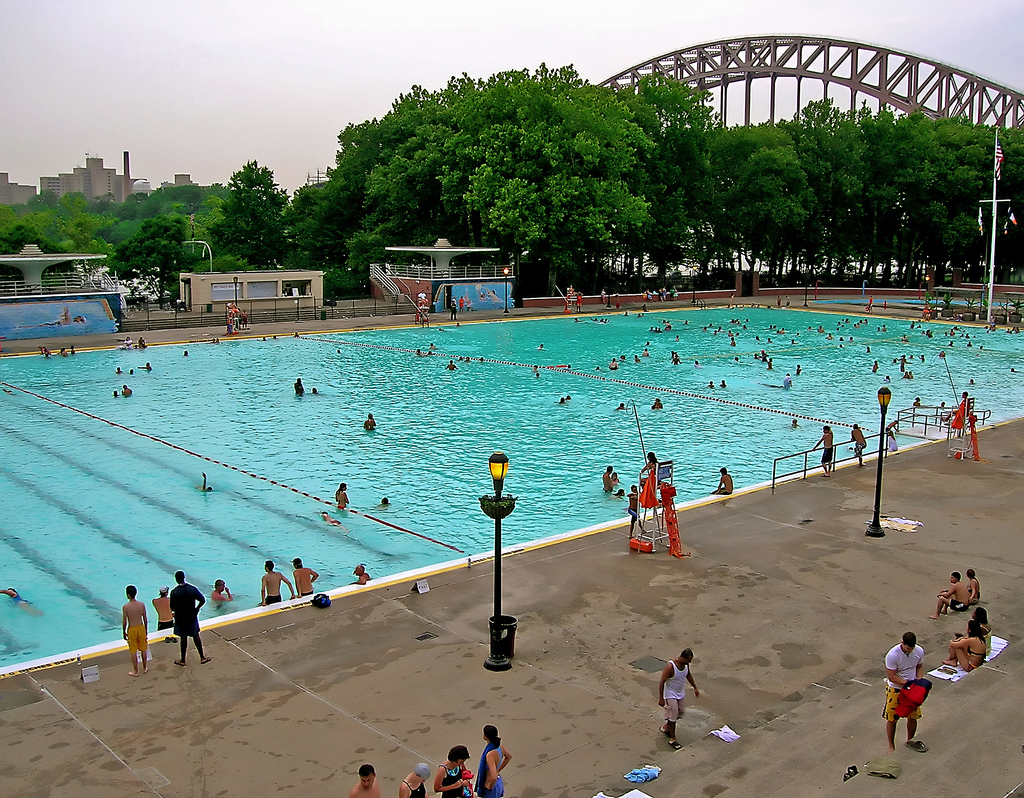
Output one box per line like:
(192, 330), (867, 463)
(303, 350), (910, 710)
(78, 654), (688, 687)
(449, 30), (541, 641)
(2, 66), (1022, 301)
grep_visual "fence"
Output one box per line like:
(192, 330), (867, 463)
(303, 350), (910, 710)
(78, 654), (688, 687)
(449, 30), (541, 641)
(119, 296), (414, 333)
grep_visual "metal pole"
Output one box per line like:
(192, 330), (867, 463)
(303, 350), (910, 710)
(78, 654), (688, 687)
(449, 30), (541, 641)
(803, 284), (808, 307)
(866, 405), (888, 537)
(987, 132), (1000, 325)
(493, 483), (502, 620)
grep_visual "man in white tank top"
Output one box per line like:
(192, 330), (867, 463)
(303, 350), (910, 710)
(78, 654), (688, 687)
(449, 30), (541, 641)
(658, 648), (700, 750)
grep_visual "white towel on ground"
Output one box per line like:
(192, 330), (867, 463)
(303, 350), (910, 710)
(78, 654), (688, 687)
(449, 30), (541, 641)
(708, 725), (741, 742)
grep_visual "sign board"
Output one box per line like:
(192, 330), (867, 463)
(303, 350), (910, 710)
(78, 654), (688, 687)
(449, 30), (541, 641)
(81, 665), (99, 683)
(413, 580), (430, 594)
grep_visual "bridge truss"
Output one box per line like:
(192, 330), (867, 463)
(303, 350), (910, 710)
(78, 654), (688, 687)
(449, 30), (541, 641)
(602, 35), (1024, 128)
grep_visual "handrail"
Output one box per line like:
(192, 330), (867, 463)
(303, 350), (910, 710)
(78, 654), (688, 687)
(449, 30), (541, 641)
(691, 297), (706, 309)
(370, 264), (401, 296)
(771, 431), (883, 492)
(895, 405), (991, 439)
(383, 262), (512, 280)
(0, 274), (120, 297)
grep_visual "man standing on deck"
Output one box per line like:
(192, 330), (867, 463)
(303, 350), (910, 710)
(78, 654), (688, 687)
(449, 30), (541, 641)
(121, 585), (148, 677)
(883, 631), (927, 753)
(169, 570), (210, 666)
(851, 424), (867, 467)
(813, 425), (835, 476)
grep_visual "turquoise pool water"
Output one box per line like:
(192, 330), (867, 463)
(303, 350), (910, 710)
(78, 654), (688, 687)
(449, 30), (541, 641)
(1, 307), (1022, 668)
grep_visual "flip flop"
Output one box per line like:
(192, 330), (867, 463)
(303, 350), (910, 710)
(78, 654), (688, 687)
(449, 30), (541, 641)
(200, 657), (212, 664)
(173, 660), (186, 667)
(906, 740), (928, 752)
(669, 740), (683, 750)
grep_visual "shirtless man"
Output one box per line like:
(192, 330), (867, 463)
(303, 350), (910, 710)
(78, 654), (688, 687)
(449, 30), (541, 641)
(712, 467), (733, 495)
(335, 482), (349, 509)
(349, 764), (381, 798)
(602, 466), (616, 492)
(261, 561), (295, 605)
(966, 568), (981, 605)
(353, 564), (370, 585)
(292, 558), (320, 597)
(814, 425), (835, 476)
(930, 571), (972, 619)
(851, 424), (867, 467)
(152, 586), (176, 641)
(121, 585), (148, 677)
(363, 413), (376, 431)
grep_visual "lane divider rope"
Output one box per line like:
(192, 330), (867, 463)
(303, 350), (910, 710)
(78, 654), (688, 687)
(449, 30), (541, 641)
(301, 336), (854, 428)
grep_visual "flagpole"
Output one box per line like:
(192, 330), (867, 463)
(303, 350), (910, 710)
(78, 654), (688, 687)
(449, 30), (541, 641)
(987, 132), (999, 325)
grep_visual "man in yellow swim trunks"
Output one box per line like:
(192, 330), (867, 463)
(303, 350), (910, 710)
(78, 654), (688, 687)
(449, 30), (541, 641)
(122, 585), (149, 677)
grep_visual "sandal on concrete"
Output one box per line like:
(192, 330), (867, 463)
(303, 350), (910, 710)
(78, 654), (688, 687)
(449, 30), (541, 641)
(906, 740), (928, 752)
(669, 740), (682, 750)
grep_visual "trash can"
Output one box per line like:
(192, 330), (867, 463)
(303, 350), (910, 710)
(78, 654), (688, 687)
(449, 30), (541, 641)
(320, 310), (327, 321)
(488, 614), (518, 659)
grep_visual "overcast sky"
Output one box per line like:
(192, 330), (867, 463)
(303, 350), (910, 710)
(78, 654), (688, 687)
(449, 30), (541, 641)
(3, 0), (1022, 193)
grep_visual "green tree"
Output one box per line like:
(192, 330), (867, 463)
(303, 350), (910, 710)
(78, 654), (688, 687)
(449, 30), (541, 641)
(111, 215), (189, 302)
(212, 161), (289, 266)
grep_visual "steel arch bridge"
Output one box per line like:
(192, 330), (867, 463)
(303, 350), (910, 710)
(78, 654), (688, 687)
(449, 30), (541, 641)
(602, 35), (1024, 128)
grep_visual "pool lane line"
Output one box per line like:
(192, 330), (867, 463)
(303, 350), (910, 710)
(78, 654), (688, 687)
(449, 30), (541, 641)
(0, 522), (121, 622)
(299, 336), (855, 428)
(0, 381), (463, 554)
(0, 422), (284, 567)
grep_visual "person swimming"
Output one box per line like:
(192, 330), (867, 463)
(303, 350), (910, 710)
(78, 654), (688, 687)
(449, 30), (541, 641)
(2, 588), (43, 615)
(201, 473), (213, 492)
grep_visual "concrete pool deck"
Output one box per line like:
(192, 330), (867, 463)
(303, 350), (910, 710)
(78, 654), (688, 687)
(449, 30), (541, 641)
(1, 411), (1021, 797)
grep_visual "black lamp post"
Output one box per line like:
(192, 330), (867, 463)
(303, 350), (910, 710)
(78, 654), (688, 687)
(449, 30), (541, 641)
(232, 275), (238, 305)
(865, 387), (892, 537)
(803, 282), (809, 307)
(503, 267), (510, 314)
(480, 451), (517, 671)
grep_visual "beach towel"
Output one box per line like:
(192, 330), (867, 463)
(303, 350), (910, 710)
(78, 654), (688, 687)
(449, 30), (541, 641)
(881, 517), (923, 532)
(623, 766), (660, 783)
(639, 473), (658, 509)
(864, 757), (901, 779)
(929, 636), (1008, 681)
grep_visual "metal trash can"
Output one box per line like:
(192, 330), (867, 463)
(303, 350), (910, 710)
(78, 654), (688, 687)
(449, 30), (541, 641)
(488, 615), (518, 659)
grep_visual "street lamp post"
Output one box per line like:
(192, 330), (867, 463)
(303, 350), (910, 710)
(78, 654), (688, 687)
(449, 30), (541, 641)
(479, 452), (517, 671)
(865, 387), (892, 537)
(803, 282), (809, 307)
(503, 267), (510, 314)
(233, 276), (238, 305)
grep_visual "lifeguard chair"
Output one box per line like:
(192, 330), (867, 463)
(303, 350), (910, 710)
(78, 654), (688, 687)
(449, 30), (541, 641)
(632, 460), (673, 553)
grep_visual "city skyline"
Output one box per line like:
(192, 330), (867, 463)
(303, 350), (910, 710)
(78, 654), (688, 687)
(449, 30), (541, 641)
(3, 0), (1023, 193)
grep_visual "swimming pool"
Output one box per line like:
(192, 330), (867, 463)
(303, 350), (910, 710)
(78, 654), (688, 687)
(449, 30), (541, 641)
(1, 307), (1022, 668)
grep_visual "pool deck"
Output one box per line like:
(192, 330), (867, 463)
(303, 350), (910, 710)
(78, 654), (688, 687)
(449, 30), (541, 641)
(1, 394), (1022, 797)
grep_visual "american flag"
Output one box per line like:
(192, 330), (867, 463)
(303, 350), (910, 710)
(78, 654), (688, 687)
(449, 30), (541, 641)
(996, 140), (1004, 180)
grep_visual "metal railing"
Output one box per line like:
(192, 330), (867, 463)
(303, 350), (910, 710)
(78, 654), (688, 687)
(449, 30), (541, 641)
(895, 405), (991, 438)
(771, 431), (883, 492)
(0, 273), (120, 297)
(118, 296), (415, 333)
(692, 297), (707, 308)
(382, 262), (512, 280)
(370, 264), (402, 296)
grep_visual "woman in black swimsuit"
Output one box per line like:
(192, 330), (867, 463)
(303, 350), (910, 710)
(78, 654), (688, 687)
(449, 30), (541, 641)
(433, 746), (471, 798)
(398, 763), (431, 798)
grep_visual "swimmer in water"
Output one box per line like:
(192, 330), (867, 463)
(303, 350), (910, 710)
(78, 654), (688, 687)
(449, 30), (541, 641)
(2, 588), (43, 615)
(201, 473), (213, 492)
(364, 413), (376, 430)
(320, 511), (346, 527)
(378, 497), (390, 507)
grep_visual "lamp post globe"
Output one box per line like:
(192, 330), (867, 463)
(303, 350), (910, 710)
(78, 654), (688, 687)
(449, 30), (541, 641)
(866, 387), (892, 537)
(503, 268), (510, 314)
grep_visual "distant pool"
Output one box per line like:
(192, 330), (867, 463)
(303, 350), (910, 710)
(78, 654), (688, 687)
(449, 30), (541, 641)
(1, 307), (1022, 668)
